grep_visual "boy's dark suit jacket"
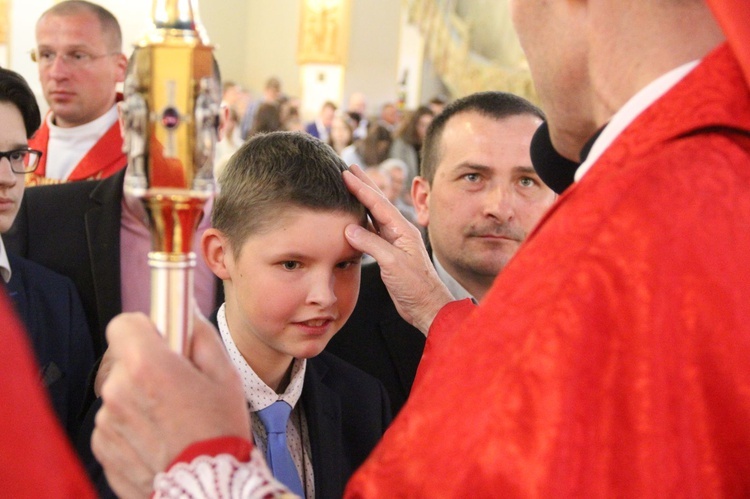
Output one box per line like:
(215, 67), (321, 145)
(78, 312), (392, 499)
(326, 262), (426, 416)
(6, 169), (223, 358)
(5, 252), (95, 441)
(6, 170), (126, 357)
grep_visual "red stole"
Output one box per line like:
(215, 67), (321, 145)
(707, 0), (750, 85)
(27, 112), (126, 187)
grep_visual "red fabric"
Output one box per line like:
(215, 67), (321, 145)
(707, 0), (750, 86)
(0, 289), (95, 497)
(27, 98), (126, 186)
(168, 436), (254, 469)
(346, 44), (750, 497)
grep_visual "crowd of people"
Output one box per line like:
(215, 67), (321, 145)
(1, 0), (749, 497)
(217, 77), (446, 232)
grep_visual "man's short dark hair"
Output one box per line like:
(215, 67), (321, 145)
(39, 0), (122, 52)
(420, 91), (545, 183)
(213, 131), (366, 257)
(0, 68), (41, 139)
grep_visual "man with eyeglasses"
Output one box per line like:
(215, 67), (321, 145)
(27, 0), (127, 186)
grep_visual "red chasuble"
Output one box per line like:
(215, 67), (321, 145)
(26, 111), (126, 187)
(346, 44), (750, 497)
(0, 289), (94, 496)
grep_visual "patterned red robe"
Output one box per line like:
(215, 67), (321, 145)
(345, 43), (750, 497)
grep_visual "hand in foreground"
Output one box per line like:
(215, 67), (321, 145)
(344, 164), (454, 334)
(91, 311), (250, 499)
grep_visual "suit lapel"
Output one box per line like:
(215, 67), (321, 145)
(302, 358), (345, 499)
(4, 255), (30, 336)
(377, 316), (425, 397)
(85, 170), (125, 335)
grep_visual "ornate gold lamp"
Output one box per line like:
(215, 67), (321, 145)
(122, 0), (219, 355)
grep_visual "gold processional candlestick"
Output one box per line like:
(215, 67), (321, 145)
(122, 0), (219, 355)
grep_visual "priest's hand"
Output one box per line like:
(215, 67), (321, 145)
(91, 311), (250, 498)
(343, 164), (454, 335)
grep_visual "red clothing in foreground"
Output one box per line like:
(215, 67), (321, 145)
(345, 43), (750, 497)
(0, 289), (94, 497)
(707, 0), (750, 85)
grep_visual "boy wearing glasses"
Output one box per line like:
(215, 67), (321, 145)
(0, 67), (94, 443)
(27, 0), (128, 186)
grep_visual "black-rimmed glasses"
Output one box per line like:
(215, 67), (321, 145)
(0, 148), (43, 173)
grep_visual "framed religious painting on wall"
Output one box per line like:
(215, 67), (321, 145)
(297, 0), (351, 66)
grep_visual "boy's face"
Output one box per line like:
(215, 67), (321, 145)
(221, 207), (363, 367)
(0, 101), (28, 233)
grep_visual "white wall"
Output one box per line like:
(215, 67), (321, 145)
(8, 1), (404, 119)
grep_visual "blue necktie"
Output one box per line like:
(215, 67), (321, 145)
(257, 401), (304, 497)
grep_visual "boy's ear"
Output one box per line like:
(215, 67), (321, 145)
(201, 228), (232, 280)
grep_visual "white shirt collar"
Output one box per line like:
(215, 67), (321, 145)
(575, 60), (700, 181)
(216, 303), (306, 412)
(0, 236), (10, 284)
(432, 254), (475, 302)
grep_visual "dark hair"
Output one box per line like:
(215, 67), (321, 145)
(40, 1), (123, 52)
(420, 91), (545, 183)
(213, 131), (366, 256)
(249, 103), (282, 137)
(394, 105), (434, 147)
(0, 68), (41, 139)
(355, 122), (392, 166)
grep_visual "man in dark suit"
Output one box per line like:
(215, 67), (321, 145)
(304, 100), (337, 143)
(7, 170), (123, 357)
(327, 92), (558, 415)
(0, 67), (95, 443)
(6, 254), (94, 441)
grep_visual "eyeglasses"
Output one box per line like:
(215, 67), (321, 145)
(0, 148), (43, 173)
(30, 49), (120, 68)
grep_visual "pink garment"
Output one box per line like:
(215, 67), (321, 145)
(120, 193), (216, 317)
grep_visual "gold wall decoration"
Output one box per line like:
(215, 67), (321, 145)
(297, 0), (351, 66)
(404, 0), (537, 104)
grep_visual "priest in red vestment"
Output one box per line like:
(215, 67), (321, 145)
(89, 0), (750, 497)
(27, 1), (127, 186)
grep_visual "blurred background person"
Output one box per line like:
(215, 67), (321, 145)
(341, 122), (392, 168)
(328, 114), (354, 156)
(389, 105), (435, 184)
(240, 76), (282, 140)
(247, 102), (283, 138)
(305, 100), (337, 143)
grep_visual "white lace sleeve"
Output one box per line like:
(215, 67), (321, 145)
(153, 447), (297, 498)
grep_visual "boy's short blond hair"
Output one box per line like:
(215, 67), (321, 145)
(213, 131), (367, 257)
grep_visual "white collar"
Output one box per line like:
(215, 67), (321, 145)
(216, 303), (306, 412)
(432, 254), (475, 302)
(47, 103), (119, 137)
(575, 60), (700, 181)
